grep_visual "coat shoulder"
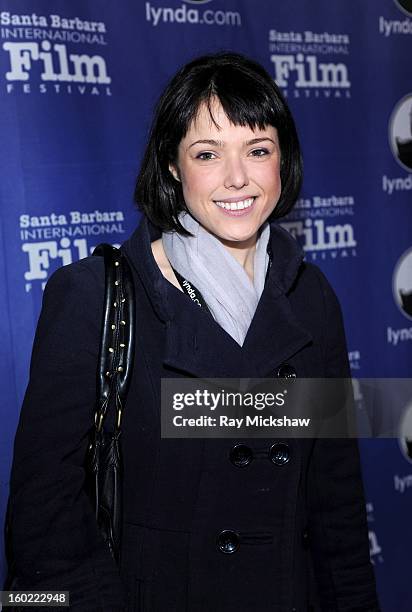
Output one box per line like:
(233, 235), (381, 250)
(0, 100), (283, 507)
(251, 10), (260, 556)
(294, 260), (339, 296)
(290, 260), (345, 321)
(31, 256), (107, 372)
(45, 255), (105, 298)
(293, 262), (350, 377)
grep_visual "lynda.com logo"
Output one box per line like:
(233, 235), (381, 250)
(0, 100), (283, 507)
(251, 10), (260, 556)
(393, 247), (412, 320)
(394, 0), (412, 16)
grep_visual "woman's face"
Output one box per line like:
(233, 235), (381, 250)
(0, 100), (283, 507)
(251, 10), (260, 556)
(170, 99), (281, 249)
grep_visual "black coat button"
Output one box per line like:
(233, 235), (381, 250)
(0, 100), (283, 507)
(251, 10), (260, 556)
(217, 530), (240, 554)
(276, 363), (297, 379)
(229, 444), (253, 467)
(269, 442), (291, 465)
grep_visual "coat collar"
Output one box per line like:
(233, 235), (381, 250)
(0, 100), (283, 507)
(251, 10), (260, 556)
(123, 216), (312, 377)
(123, 216), (171, 322)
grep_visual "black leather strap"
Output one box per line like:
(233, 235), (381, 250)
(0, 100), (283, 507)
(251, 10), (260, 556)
(93, 243), (135, 432)
(87, 243), (135, 563)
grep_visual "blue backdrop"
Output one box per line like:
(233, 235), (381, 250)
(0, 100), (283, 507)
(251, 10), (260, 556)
(1, 1), (411, 608)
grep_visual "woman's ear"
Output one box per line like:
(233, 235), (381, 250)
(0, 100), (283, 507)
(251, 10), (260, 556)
(169, 163), (181, 182)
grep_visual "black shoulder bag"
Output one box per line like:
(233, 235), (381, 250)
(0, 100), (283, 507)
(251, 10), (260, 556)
(4, 245), (135, 594)
(87, 243), (135, 564)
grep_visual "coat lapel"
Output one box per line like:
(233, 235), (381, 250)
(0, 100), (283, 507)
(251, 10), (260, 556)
(242, 284), (312, 377)
(163, 294), (250, 378)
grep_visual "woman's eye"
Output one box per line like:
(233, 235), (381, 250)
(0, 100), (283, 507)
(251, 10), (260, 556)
(250, 148), (269, 157)
(196, 152), (216, 161)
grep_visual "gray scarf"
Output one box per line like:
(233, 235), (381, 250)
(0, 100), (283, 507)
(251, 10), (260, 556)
(162, 212), (270, 346)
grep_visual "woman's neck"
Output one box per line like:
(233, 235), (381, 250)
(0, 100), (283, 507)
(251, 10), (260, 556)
(219, 234), (257, 283)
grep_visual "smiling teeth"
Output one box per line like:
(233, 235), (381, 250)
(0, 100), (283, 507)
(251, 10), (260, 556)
(215, 197), (255, 211)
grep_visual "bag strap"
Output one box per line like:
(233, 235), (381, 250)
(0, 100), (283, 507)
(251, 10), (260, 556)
(92, 244), (135, 433)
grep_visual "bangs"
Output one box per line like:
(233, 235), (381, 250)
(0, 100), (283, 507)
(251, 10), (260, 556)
(172, 63), (282, 147)
(204, 71), (279, 132)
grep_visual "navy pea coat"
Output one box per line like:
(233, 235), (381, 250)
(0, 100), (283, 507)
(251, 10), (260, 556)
(6, 217), (379, 611)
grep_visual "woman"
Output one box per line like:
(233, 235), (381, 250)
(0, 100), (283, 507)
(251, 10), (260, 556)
(6, 53), (379, 611)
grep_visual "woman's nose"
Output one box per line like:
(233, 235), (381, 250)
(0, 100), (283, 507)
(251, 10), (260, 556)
(223, 156), (249, 189)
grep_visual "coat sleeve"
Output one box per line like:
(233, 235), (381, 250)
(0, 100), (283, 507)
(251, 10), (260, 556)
(306, 267), (380, 611)
(6, 260), (126, 611)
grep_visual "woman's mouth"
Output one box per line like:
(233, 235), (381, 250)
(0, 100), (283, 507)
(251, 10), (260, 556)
(214, 197), (256, 215)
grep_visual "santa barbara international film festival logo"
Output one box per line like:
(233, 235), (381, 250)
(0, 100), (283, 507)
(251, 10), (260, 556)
(1, 11), (112, 97)
(268, 28), (351, 100)
(280, 193), (357, 262)
(389, 94), (412, 172)
(20, 209), (126, 292)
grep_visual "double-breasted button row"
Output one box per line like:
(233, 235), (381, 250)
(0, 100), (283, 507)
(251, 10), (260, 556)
(230, 442), (291, 467)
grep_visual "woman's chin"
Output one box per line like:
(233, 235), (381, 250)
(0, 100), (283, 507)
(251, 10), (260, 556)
(215, 231), (259, 250)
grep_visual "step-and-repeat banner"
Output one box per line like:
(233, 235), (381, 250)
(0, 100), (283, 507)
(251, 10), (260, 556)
(1, 1), (411, 608)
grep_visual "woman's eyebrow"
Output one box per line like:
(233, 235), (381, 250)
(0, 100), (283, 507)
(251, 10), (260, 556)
(188, 139), (223, 149)
(246, 137), (276, 146)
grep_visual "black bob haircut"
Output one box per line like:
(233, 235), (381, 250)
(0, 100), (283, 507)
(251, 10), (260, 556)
(135, 52), (302, 234)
